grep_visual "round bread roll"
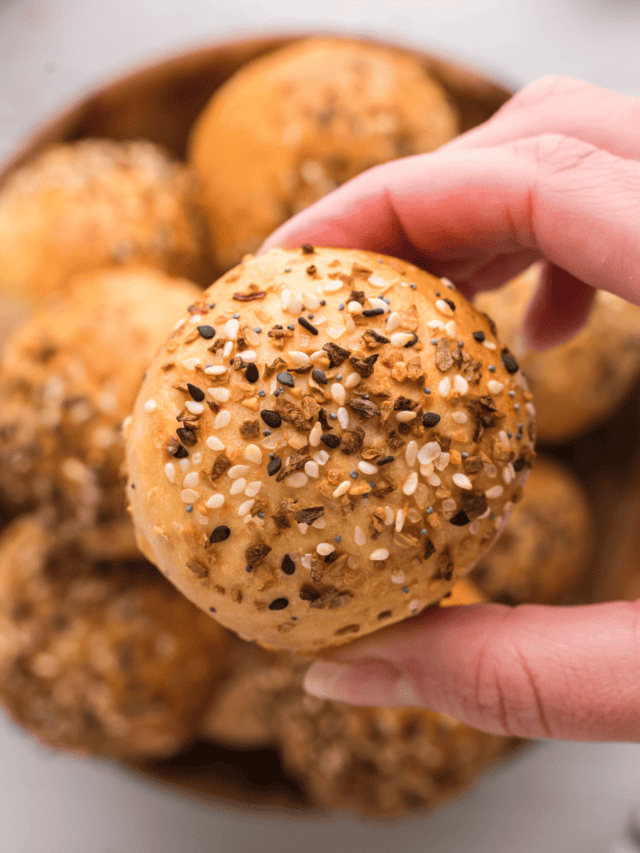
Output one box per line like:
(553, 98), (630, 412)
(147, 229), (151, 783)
(125, 247), (535, 653)
(189, 37), (458, 270)
(0, 266), (201, 555)
(0, 514), (229, 760)
(472, 455), (593, 605)
(475, 266), (640, 443)
(0, 139), (211, 305)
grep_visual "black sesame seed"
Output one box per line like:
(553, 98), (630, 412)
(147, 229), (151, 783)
(197, 325), (215, 339)
(320, 433), (341, 449)
(362, 308), (385, 317)
(287, 324), (295, 331)
(277, 371), (294, 388)
(404, 333), (419, 348)
(298, 316), (319, 335)
(246, 565), (253, 573)
(444, 298), (456, 311)
(312, 368), (328, 385)
(422, 412), (441, 428)
(173, 444), (189, 459)
(301, 243), (314, 254)
(320, 300), (326, 306)
(187, 383), (205, 402)
(501, 349), (520, 374)
(449, 511), (471, 527)
(245, 362), (260, 383)
(209, 525), (231, 543)
(376, 455), (394, 466)
(472, 330), (485, 343)
(267, 457), (282, 476)
(269, 597), (289, 611)
(281, 554), (295, 575)
(260, 410), (282, 429)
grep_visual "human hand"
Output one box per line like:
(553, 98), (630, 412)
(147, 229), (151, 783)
(261, 75), (640, 742)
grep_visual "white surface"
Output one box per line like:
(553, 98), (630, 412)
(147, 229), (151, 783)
(1, 1), (640, 851)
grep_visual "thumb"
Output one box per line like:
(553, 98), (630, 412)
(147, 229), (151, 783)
(303, 600), (640, 742)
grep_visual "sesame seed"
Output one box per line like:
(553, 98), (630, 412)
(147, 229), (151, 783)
(452, 411), (468, 424)
(337, 407), (349, 429)
(370, 548), (390, 561)
(358, 461), (378, 475)
(331, 383), (346, 405)
(260, 410), (282, 429)
(453, 374), (469, 394)
(317, 543), (335, 556)
(354, 526), (366, 546)
(386, 312), (401, 332)
(238, 499), (255, 516)
(417, 442), (441, 465)
(333, 480), (351, 498)
(405, 441), (418, 466)
(277, 371), (294, 388)
(281, 555), (295, 575)
(181, 489), (199, 504)
(501, 350), (519, 373)
(409, 600), (421, 614)
(472, 330), (485, 343)
(183, 471), (199, 488)
(245, 363), (260, 383)
(185, 401), (205, 415)
(391, 571), (405, 584)
(213, 411), (231, 429)
(244, 444), (262, 465)
(304, 461), (320, 478)
(181, 357), (201, 370)
(453, 473), (473, 490)
(395, 508), (406, 532)
(206, 494), (225, 509)
(164, 463), (176, 483)
(144, 399), (157, 413)
(436, 299), (455, 317)
(320, 433), (341, 449)
(396, 410), (417, 422)
(229, 465), (251, 479)
(210, 525), (231, 543)
(438, 377), (451, 397)
(384, 506), (395, 525)
(267, 458), (282, 476)
(269, 597), (289, 611)
(245, 481), (262, 497)
(344, 373), (360, 389)
(209, 388), (230, 403)
(390, 332), (415, 347)
(311, 367), (328, 385)
(224, 318), (239, 340)
(187, 383), (205, 402)
(403, 472), (419, 495)
(308, 421), (323, 447)
(485, 485), (504, 499)
(197, 325), (215, 339)
(174, 445), (189, 459)
(488, 379), (505, 395)
(206, 436), (225, 452)
(288, 351), (311, 367)
(287, 473), (309, 488)
(230, 478), (247, 495)
(205, 365), (227, 376)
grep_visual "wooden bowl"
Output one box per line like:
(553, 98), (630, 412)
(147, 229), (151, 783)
(0, 32), (514, 813)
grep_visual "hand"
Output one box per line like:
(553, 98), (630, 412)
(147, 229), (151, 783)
(261, 75), (640, 742)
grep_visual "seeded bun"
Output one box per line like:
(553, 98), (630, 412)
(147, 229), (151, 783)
(472, 454), (592, 605)
(0, 266), (200, 556)
(475, 266), (640, 443)
(0, 139), (211, 305)
(189, 37), (458, 270)
(0, 514), (229, 759)
(126, 247), (535, 653)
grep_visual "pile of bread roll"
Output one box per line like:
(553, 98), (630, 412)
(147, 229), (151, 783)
(0, 36), (637, 819)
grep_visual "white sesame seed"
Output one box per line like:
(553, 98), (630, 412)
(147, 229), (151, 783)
(384, 506), (395, 525)
(331, 383), (346, 405)
(185, 401), (205, 415)
(396, 410), (417, 422)
(238, 499), (255, 516)
(281, 288), (291, 307)
(297, 522), (308, 534)
(312, 517), (326, 529)
(304, 293), (320, 311)
(223, 341), (234, 358)
(244, 444), (262, 465)
(485, 485), (504, 499)
(183, 472), (199, 488)
(337, 407), (349, 429)
(469, 520), (481, 534)
(390, 332), (414, 347)
(304, 461), (320, 478)
(224, 318), (239, 340)
(502, 466), (513, 485)
(428, 319), (445, 330)
(494, 515), (503, 529)
(488, 379), (505, 395)
(354, 526), (366, 546)
(483, 340), (497, 350)
(405, 440), (418, 467)
(499, 430), (510, 445)
(409, 599), (421, 613)
(526, 402), (536, 418)
(190, 314), (202, 324)
(317, 543), (335, 556)
(310, 350), (327, 363)
(485, 463), (498, 478)
(301, 554), (312, 569)
(229, 465), (250, 479)
(347, 301), (363, 314)
(451, 411), (468, 424)
(391, 571), (405, 584)
(192, 452), (203, 466)
(206, 494), (225, 509)
(288, 350), (310, 367)
(445, 321), (456, 338)
(181, 489), (199, 504)
(358, 461), (378, 475)
(181, 357), (201, 370)
(323, 280), (343, 292)
(333, 480), (351, 498)
(205, 365), (227, 376)
(435, 452), (451, 472)
(367, 297), (388, 312)
(368, 274), (387, 287)
(287, 473), (309, 488)
(395, 508), (405, 532)
(244, 481), (262, 497)
(209, 388), (230, 403)
(344, 373), (360, 389)
(213, 411), (231, 429)
(439, 377), (451, 397)
(178, 458), (190, 473)
(453, 473), (473, 490)
(345, 315), (356, 333)
(441, 277), (455, 289)
(453, 374), (469, 394)
(206, 436), (225, 451)
(436, 299), (455, 317)
(230, 478), (247, 495)
(287, 293), (304, 314)
(239, 350), (258, 363)
(327, 325), (347, 339)
(309, 422), (323, 447)
(403, 472), (418, 495)
(427, 473), (441, 487)
(164, 463), (176, 484)
(144, 399), (157, 413)
(244, 329), (261, 347)
(417, 442), (441, 465)
(314, 450), (330, 465)
(370, 548), (389, 561)
(386, 312), (401, 332)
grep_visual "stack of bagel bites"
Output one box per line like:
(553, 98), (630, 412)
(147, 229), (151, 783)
(0, 36), (637, 818)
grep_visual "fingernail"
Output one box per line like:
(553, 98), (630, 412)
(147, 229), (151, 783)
(394, 678), (422, 705)
(304, 658), (423, 707)
(303, 661), (353, 699)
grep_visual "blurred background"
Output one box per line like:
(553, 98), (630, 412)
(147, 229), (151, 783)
(2, 1), (640, 852)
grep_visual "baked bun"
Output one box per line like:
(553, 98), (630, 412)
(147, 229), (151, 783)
(189, 37), (458, 270)
(472, 454), (592, 605)
(0, 139), (211, 305)
(0, 266), (200, 556)
(475, 266), (640, 443)
(0, 514), (229, 760)
(126, 248), (535, 653)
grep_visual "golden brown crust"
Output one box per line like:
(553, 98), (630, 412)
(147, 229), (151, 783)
(126, 248), (535, 653)
(0, 514), (229, 760)
(476, 266), (640, 443)
(472, 455), (593, 605)
(0, 139), (212, 304)
(189, 37), (459, 269)
(0, 266), (201, 556)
